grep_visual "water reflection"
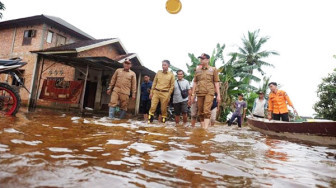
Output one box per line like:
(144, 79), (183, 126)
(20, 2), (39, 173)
(0, 109), (335, 187)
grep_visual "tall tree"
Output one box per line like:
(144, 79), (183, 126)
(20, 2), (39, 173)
(232, 29), (279, 75)
(313, 68), (336, 120)
(0, 1), (5, 19)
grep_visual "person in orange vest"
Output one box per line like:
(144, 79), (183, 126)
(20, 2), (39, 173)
(267, 82), (297, 121)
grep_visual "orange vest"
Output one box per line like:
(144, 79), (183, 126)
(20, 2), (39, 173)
(268, 90), (293, 114)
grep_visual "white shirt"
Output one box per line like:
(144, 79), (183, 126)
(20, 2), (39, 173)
(252, 98), (267, 117)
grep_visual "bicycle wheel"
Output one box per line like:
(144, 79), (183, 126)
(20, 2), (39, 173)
(0, 82), (21, 115)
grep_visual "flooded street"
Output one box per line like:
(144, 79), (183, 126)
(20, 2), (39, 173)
(0, 109), (336, 187)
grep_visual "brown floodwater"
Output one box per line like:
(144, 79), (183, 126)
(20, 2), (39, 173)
(0, 109), (336, 187)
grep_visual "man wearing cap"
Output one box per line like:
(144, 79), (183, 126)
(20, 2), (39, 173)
(191, 53), (221, 129)
(107, 59), (137, 119)
(267, 82), (296, 121)
(252, 91), (268, 118)
(227, 93), (247, 127)
(148, 60), (175, 123)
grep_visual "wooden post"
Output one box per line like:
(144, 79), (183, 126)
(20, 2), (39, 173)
(80, 64), (89, 113)
(28, 56), (41, 110)
(33, 57), (45, 109)
(135, 72), (142, 115)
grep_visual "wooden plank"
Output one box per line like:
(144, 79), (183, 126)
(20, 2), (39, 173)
(135, 72), (141, 115)
(80, 65), (89, 113)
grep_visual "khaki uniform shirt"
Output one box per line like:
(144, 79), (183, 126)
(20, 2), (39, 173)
(109, 68), (137, 96)
(194, 66), (219, 96)
(151, 70), (175, 95)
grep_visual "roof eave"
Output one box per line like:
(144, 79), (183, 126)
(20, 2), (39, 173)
(76, 38), (119, 52)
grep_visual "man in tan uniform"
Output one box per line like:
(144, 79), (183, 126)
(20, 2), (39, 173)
(148, 60), (175, 123)
(191, 53), (221, 129)
(107, 59), (137, 119)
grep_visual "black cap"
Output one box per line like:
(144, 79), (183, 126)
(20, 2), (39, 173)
(198, 53), (210, 59)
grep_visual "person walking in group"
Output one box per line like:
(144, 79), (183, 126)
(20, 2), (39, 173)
(267, 82), (296, 121)
(148, 60), (175, 123)
(140, 74), (152, 121)
(227, 93), (247, 127)
(107, 59), (136, 119)
(191, 53), (221, 129)
(173, 70), (190, 125)
(252, 91), (268, 118)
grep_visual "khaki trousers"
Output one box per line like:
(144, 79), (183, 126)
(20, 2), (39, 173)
(197, 94), (214, 121)
(109, 91), (130, 111)
(149, 90), (170, 118)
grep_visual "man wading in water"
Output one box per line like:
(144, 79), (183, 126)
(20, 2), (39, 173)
(107, 59), (136, 119)
(191, 53), (221, 129)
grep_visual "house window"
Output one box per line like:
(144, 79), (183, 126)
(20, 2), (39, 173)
(12, 70), (25, 86)
(56, 34), (66, 46)
(47, 31), (53, 43)
(22, 30), (36, 45)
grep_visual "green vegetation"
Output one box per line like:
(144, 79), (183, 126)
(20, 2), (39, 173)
(313, 68), (336, 120)
(181, 30), (278, 121)
(0, 1), (5, 19)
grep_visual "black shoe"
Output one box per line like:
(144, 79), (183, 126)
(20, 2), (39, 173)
(228, 121), (232, 126)
(148, 115), (154, 123)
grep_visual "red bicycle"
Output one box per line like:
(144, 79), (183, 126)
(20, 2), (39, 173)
(0, 59), (28, 115)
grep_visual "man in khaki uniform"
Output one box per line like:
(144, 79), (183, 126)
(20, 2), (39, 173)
(191, 53), (221, 129)
(148, 60), (175, 123)
(107, 59), (137, 119)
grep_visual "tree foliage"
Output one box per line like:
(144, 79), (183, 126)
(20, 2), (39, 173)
(313, 69), (336, 120)
(0, 1), (5, 19)
(182, 30), (278, 121)
(232, 29), (279, 75)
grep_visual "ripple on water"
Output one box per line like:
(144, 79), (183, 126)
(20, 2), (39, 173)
(106, 139), (129, 145)
(127, 143), (156, 153)
(0, 143), (9, 152)
(48, 147), (73, 153)
(11, 139), (42, 146)
(4, 128), (21, 133)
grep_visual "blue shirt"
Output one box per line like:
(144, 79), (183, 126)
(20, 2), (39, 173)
(141, 81), (152, 101)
